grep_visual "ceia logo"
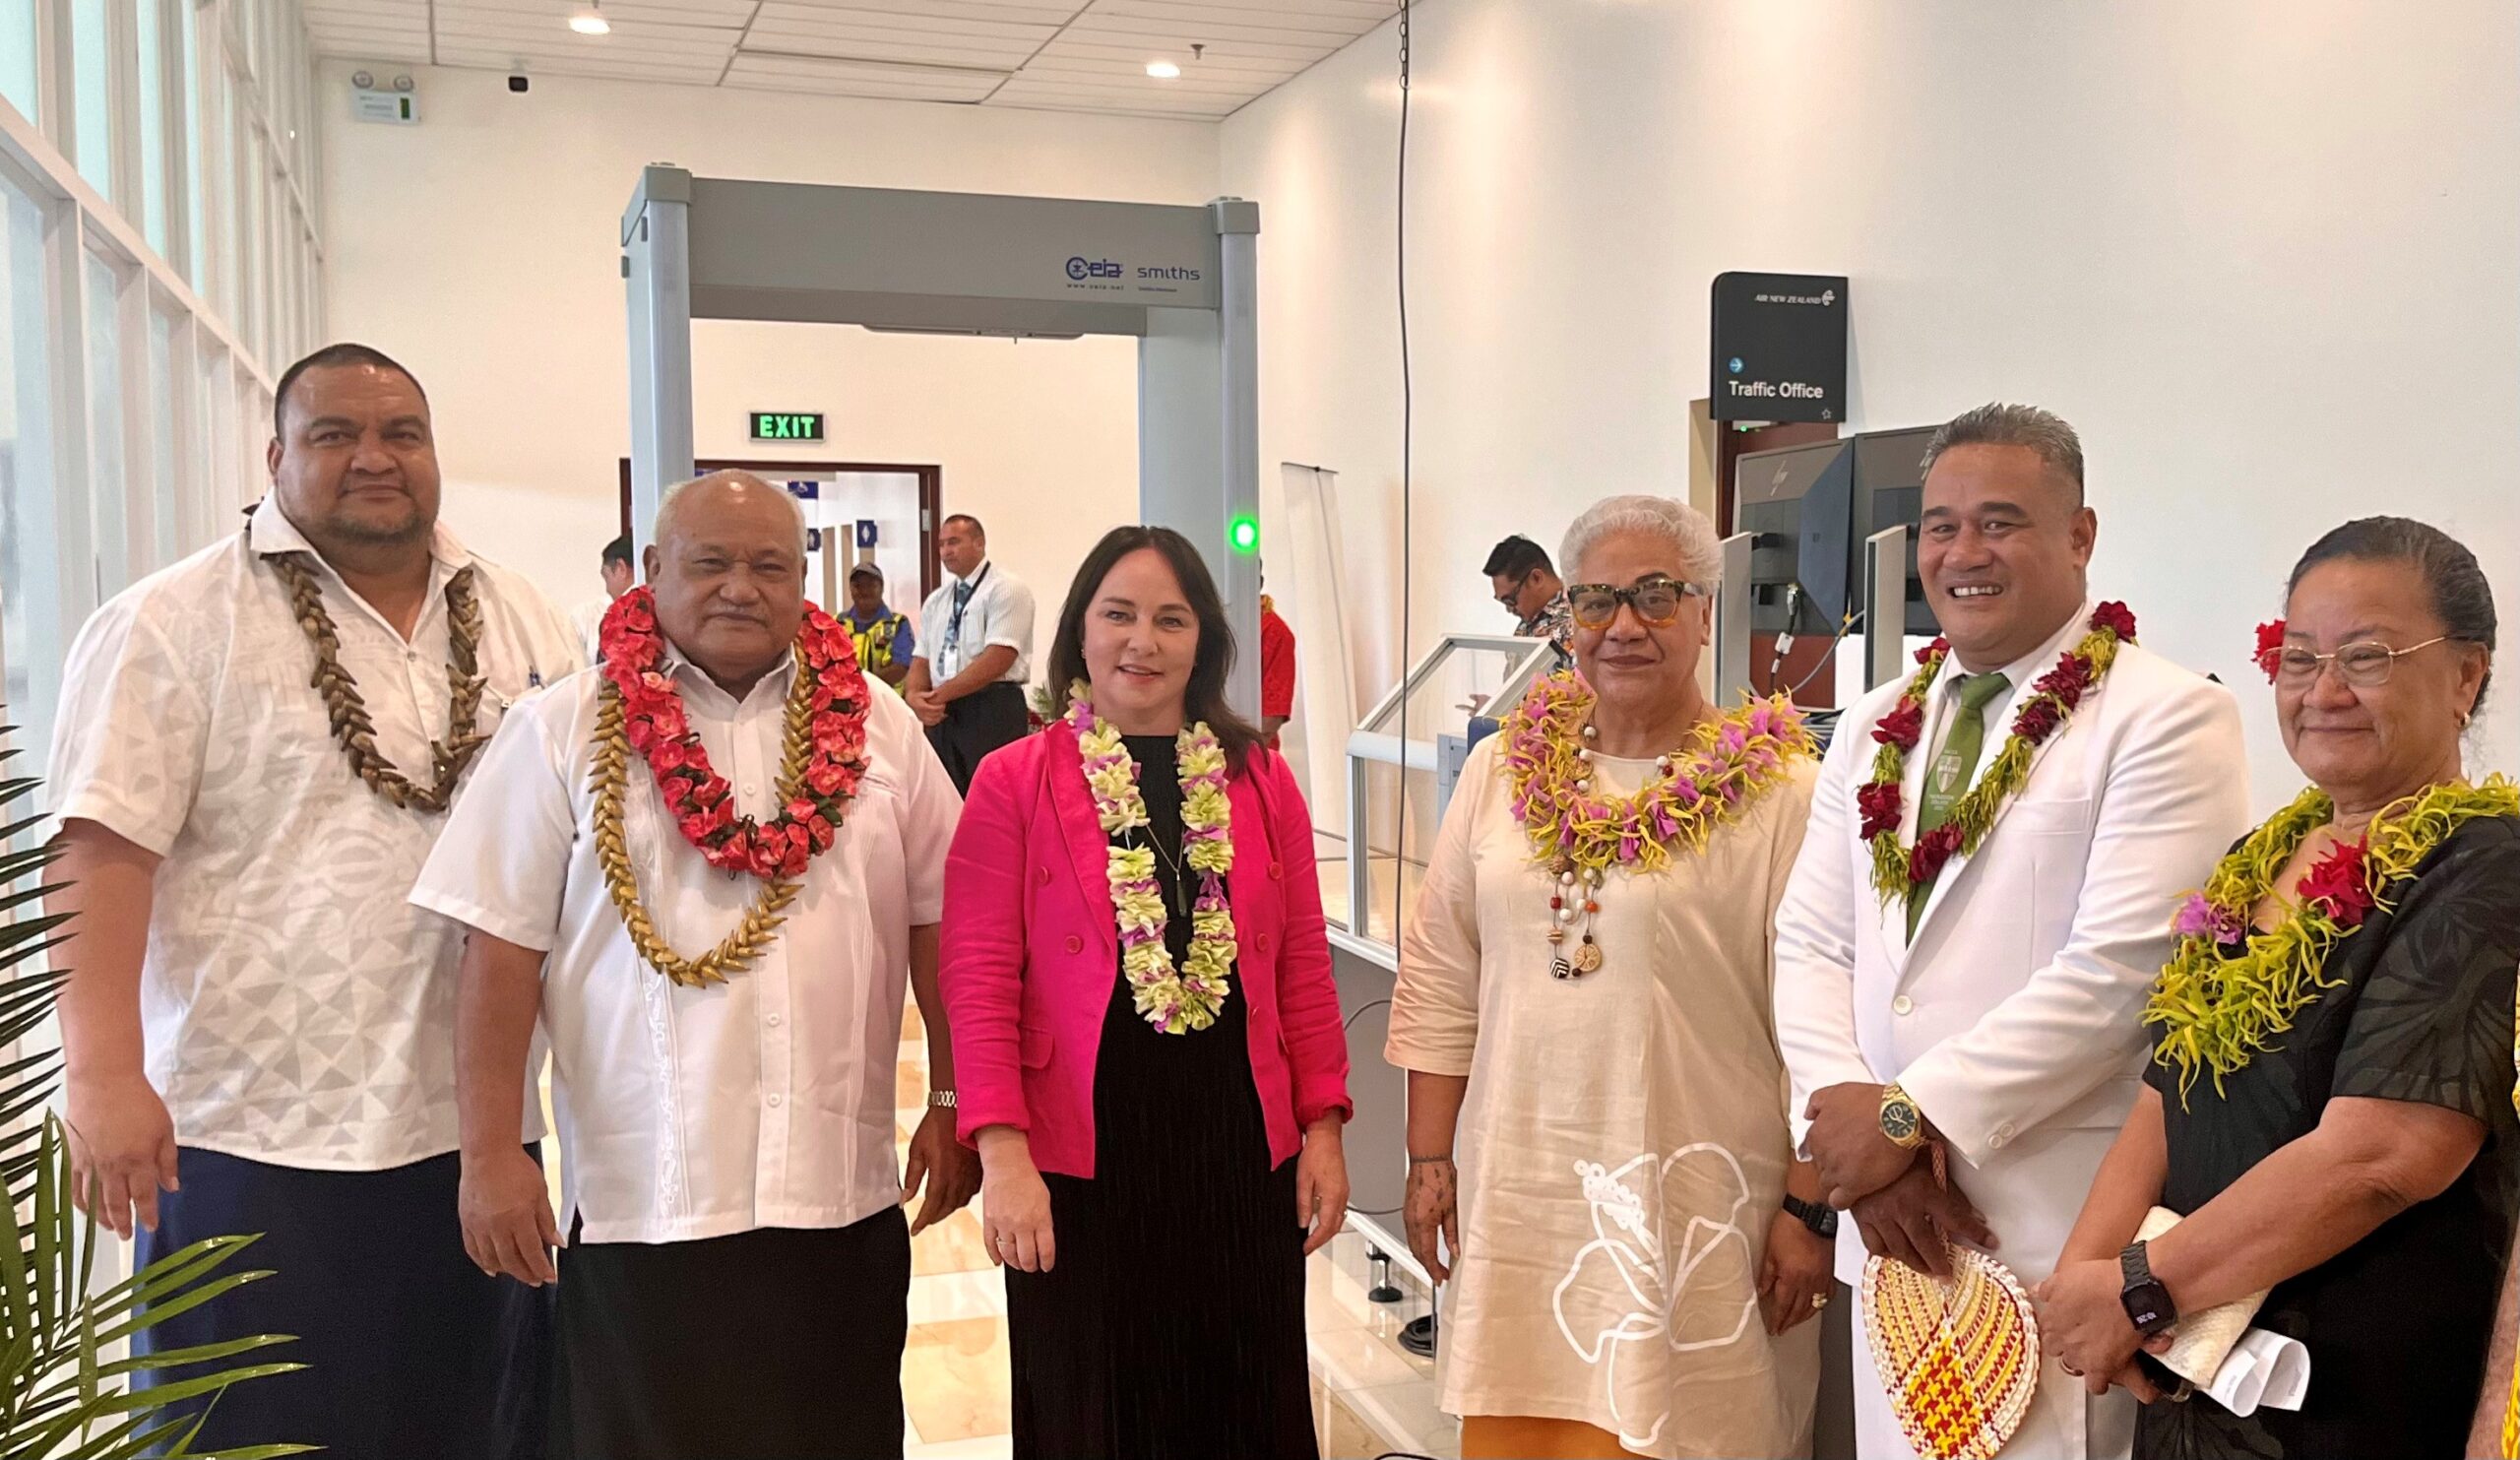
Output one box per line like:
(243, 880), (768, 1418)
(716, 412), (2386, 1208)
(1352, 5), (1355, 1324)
(1066, 256), (1123, 281)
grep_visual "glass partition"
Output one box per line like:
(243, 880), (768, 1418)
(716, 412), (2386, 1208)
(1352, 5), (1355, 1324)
(1331, 633), (1558, 948)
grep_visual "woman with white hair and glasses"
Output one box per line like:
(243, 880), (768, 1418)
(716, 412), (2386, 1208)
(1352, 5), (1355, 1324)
(1391, 495), (1834, 1460)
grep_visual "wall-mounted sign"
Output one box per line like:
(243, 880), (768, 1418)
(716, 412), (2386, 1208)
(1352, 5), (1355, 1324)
(1710, 272), (1849, 423)
(855, 521), (879, 549)
(750, 412), (825, 443)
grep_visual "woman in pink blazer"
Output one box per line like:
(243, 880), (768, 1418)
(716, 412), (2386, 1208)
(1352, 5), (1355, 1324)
(942, 526), (1352, 1459)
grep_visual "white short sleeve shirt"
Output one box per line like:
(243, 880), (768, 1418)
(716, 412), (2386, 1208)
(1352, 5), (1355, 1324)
(916, 561), (1036, 684)
(410, 648), (962, 1245)
(45, 496), (583, 1170)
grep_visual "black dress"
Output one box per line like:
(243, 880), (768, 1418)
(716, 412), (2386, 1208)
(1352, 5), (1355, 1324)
(2138, 815), (2520, 1460)
(1004, 735), (1319, 1459)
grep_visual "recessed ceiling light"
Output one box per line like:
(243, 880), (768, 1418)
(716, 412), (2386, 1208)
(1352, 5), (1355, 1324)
(569, 4), (610, 34)
(1146, 60), (1180, 79)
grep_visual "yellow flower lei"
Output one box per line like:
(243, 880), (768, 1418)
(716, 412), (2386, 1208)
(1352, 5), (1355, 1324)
(1068, 685), (1236, 1035)
(1499, 674), (1814, 874)
(2143, 775), (2520, 1101)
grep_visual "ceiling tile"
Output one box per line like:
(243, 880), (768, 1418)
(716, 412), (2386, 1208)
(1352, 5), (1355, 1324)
(305, 0), (1385, 117)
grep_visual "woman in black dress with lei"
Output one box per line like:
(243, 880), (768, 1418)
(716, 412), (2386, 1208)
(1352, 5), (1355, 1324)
(941, 528), (1354, 1459)
(2036, 519), (2520, 1458)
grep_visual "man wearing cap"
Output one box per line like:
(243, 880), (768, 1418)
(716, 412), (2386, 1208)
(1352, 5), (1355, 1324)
(843, 561), (914, 689)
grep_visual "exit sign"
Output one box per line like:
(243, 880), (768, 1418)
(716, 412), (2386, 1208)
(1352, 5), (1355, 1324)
(750, 412), (825, 443)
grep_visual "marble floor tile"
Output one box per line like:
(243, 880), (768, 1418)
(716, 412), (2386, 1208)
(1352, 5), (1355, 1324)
(909, 1267), (1008, 1326)
(912, 1205), (998, 1277)
(1308, 1322), (1432, 1391)
(903, 1316), (1012, 1445)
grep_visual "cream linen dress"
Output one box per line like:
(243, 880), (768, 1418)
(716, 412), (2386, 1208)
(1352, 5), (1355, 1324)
(1392, 736), (1821, 1460)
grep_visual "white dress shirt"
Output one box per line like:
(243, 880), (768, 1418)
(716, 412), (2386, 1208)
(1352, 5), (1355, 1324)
(46, 496), (581, 1170)
(410, 646), (961, 1245)
(916, 560), (1035, 684)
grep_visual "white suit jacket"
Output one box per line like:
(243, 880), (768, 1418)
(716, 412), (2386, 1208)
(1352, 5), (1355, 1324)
(1773, 618), (2249, 1301)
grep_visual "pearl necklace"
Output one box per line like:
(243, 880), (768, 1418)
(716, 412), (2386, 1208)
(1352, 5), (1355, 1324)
(1544, 722), (1683, 980)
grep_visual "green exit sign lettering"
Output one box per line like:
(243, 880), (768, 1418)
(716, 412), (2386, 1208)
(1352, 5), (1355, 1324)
(749, 412), (826, 443)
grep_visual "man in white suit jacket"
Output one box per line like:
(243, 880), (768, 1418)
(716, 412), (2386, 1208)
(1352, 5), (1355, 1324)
(1773, 404), (2250, 1460)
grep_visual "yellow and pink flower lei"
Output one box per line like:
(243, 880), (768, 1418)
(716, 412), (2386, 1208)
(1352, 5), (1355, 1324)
(1067, 683), (1236, 1035)
(1501, 672), (1814, 873)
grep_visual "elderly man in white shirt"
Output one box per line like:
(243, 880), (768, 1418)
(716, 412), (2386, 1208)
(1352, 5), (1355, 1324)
(904, 512), (1037, 793)
(43, 344), (580, 1459)
(413, 470), (977, 1459)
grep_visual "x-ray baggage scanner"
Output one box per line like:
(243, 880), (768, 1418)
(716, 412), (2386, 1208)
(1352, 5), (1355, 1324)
(621, 166), (1262, 712)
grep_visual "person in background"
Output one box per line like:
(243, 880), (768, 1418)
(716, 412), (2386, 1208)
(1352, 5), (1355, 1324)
(1397, 495), (1832, 1460)
(1485, 534), (1571, 656)
(1260, 564), (1295, 750)
(1772, 403), (2249, 1460)
(571, 532), (636, 664)
(43, 343), (580, 1458)
(943, 526), (1350, 1458)
(2043, 518), (2520, 1459)
(844, 561), (916, 689)
(416, 472), (976, 1459)
(907, 514), (1037, 793)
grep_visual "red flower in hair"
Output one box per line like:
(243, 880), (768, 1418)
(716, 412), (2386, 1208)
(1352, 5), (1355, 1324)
(1874, 700), (1926, 750)
(1858, 782), (1905, 841)
(2091, 602), (2139, 642)
(2255, 620), (2287, 683)
(1908, 823), (1967, 885)
(2298, 839), (2374, 928)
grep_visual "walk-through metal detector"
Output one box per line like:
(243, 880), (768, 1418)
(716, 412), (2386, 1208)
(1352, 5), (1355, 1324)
(621, 165), (1263, 713)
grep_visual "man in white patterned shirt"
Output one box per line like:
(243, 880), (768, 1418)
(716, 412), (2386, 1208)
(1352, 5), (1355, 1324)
(43, 345), (580, 1458)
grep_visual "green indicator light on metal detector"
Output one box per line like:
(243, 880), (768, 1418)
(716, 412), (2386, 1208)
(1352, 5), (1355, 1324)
(1229, 515), (1260, 554)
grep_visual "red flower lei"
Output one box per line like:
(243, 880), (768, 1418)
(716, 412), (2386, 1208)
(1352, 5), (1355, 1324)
(598, 588), (871, 879)
(1860, 603), (2138, 903)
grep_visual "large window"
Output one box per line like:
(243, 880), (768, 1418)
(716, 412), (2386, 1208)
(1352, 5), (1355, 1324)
(84, 252), (128, 601)
(139, 0), (172, 261)
(0, 178), (54, 740)
(0, 7), (35, 123)
(0, 0), (319, 751)
(149, 304), (179, 563)
(71, 0), (116, 201)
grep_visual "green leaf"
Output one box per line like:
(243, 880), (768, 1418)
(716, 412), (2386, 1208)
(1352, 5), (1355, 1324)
(90, 1332), (297, 1381)
(89, 1271), (279, 1351)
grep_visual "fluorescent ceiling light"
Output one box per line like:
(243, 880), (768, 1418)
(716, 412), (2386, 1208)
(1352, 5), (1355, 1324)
(569, 5), (610, 34)
(1146, 60), (1180, 79)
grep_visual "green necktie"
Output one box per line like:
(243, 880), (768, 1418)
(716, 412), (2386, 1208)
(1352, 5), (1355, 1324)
(1907, 671), (2011, 938)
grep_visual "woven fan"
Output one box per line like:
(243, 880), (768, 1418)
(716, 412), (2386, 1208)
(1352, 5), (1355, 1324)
(1859, 1151), (2041, 1460)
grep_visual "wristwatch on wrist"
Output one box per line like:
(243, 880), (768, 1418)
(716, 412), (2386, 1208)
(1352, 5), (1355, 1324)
(1877, 1082), (1928, 1151)
(2118, 1239), (2177, 1338)
(1782, 1193), (1839, 1240)
(926, 1090), (957, 1110)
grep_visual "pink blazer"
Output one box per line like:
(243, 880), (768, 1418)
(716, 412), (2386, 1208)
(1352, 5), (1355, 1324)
(940, 723), (1353, 1179)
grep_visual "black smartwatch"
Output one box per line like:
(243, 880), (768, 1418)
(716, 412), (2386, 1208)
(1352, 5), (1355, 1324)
(1782, 1193), (1839, 1240)
(2118, 1240), (2177, 1338)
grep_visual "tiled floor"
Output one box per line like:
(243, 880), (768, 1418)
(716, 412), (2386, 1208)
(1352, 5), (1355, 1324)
(893, 1000), (1458, 1460)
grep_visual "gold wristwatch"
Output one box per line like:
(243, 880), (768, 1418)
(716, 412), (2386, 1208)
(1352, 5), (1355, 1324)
(1878, 1082), (1928, 1150)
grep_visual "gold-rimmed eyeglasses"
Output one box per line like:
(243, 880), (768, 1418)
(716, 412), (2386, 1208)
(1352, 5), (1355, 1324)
(2273, 636), (2449, 689)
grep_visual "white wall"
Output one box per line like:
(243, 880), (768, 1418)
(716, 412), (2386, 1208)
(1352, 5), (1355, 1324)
(1224, 0), (2520, 812)
(320, 63), (1221, 671)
